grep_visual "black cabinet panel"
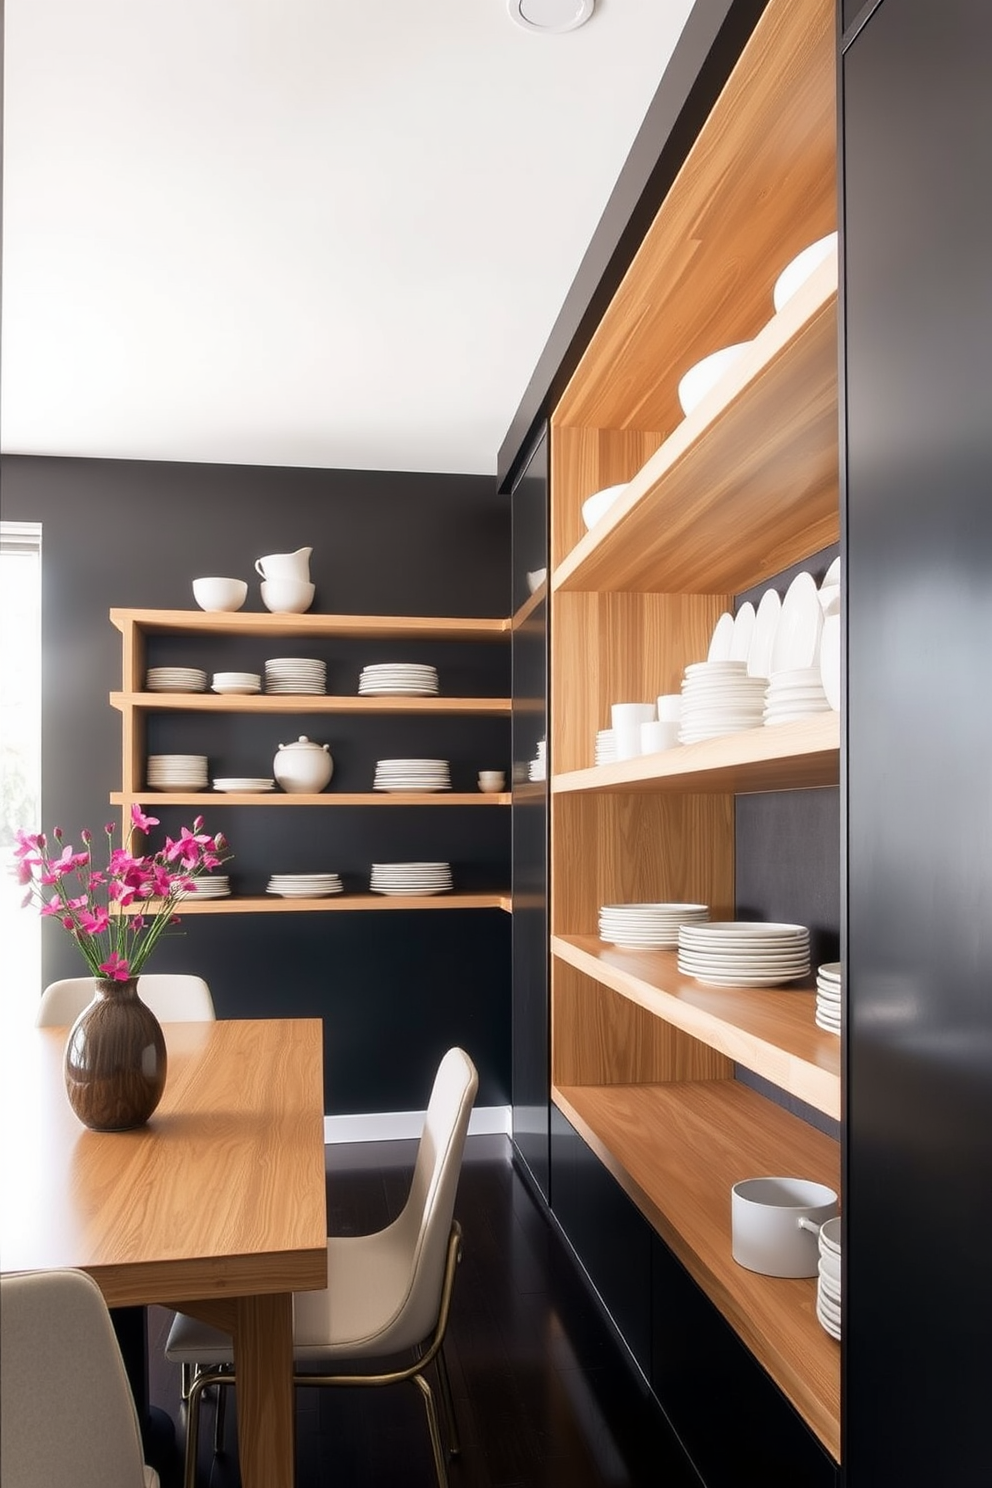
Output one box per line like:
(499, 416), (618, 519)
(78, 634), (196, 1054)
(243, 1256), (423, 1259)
(843, 1), (992, 1481)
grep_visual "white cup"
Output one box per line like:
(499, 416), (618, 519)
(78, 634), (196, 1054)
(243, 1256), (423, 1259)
(192, 577), (248, 612)
(656, 693), (682, 723)
(640, 720), (679, 754)
(731, 1177), (839, 1278)
(611, 702), (655, 761)
(260, 579), (315, 614)
(478, 771), (506, 793)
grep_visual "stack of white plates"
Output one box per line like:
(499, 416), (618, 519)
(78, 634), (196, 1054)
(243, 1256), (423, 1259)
(816, 1217), (842, 1341)
(677, 922), (810, 986)
(595, 730), (617, 766)
(373, 759), (451, 791)
(147, 754), (208, 790)
(529, 739), (546, 782)
(358, 662), (439, 696)
(678, 661), (766, 743)
(267, 873), (343, 898)
(815, 961), (842, 1035)
(599, 903), (709, 948)
(146, 667), (207, 693)
(370, 862), (453, 896)
(764, 667), (831, 725)
(212, 777), (275, 793)
(212, 671), (262, 695)
(264, 658), (327, 695)
(186, 874), (231, 899)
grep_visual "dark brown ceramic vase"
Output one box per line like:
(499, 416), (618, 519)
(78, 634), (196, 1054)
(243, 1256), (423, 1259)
(63, 977), (168, 1131)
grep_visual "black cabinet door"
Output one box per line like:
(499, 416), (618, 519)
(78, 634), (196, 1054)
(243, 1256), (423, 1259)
(843, 2), (992, 1482)
(511, 427), (550, 1198)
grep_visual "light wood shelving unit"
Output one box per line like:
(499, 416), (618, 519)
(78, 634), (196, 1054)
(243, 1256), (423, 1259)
(111, 608), (512, 913)
(546, 0), (841, 1461)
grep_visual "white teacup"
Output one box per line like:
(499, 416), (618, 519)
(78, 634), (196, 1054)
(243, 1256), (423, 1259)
(192, 577), (248, 612)
(478, 771), (506, 793)
(611, 702), (655, 761)
(731, 1177), (839, 1278)
(640, 720), (679, 754)
(656, 694), (682, 723)
(254, 546), (313, 582)
(260, 579), (315, 614)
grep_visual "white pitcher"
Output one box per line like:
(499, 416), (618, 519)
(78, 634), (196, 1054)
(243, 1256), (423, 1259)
(255, 546), (312, 582)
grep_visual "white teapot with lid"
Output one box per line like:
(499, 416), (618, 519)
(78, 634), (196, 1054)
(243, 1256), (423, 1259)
(255, 546), (313, 583)
(273, 735), (333, 794)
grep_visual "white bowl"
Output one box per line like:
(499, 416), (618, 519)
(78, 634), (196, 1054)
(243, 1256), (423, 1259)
(581, 484), (627, 531)
(526, 568), (547, 594)
(677, 343), (753, 416)
(731, 1176), (839, 1277)
(192, 577), (248, 612)
(773, 232), (838, 313)
(260, 579), (315, 614)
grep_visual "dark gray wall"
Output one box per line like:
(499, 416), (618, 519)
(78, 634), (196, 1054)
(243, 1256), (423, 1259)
(2, 453), (512, 1114)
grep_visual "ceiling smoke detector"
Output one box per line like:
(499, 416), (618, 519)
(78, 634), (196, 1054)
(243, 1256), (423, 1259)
(508, 0), (595, 34)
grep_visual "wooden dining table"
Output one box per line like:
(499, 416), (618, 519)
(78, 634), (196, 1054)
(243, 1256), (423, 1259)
(0, 1016), (328, 1488)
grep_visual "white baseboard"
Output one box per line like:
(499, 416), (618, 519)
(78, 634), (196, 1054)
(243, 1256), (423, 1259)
(323, 1104), (511, 1145)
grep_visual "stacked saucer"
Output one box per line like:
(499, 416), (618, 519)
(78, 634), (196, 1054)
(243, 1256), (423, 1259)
(815, 1217), (842, 1341)
(529, 739), (546, 782)
(595, 729), (617, 766)
(677, 922), (810, 986)
(370, 862), (453, 896)
(186, 874), (231, 900)
(373, 759), (451, 791)
(678, 661), (766, 743)
(764, 667), (831, 725)
(212, 776), (275, 793)
(146, 666), (207, 693)
(147, 754), (208, 790)
(358, 662), (439, 696)
(599, 903), (709, 948)
(267, 873), (343, 898)
(265, 657), (327, 695)
(815, 961), (842, 1035)
(211, 671), (262, 695)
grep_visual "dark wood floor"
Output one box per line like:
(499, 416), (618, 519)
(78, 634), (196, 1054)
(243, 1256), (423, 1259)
(146, 1134), (702, 1488)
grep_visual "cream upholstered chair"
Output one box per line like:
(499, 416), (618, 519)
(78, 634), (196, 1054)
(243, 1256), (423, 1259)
(36, 973), (215, 1026)
(0, 1268), (160, 1488)
(166, 1045), (479, 1488)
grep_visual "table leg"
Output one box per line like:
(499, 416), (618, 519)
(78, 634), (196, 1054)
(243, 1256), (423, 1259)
(232, 1291), (295, 1488)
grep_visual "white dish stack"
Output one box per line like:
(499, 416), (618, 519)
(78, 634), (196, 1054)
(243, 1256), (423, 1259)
(815, 1217), (842, 1341)
(677, 922), (810, 986)
(373, 758), (451, 791)
(678, 660), (767, 742)
(815, 961), (842, 1035)
(265, 657), (327, 695)
(595, 729), (617, 766)
(529, 739), (546, 781)
(146, 667), (207, 693)
(764, 667), (831, 724)
(358, 662), (439, 696)
(147, 754), (208, 791)
(211, 671), (262, 695)
(599, 903), (709, 948)
(212, 777), (274, 793)
(369, 862), (453, 896)
(266, 873), (343, 898)
(186, 874), (231, 899)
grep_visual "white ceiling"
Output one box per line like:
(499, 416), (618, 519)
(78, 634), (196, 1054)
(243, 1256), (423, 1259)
(2, 0), (695, 476)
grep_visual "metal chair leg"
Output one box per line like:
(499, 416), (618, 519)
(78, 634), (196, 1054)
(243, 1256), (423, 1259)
(434, 1342), (460, 1456)
(413, 1373), (449, 1488)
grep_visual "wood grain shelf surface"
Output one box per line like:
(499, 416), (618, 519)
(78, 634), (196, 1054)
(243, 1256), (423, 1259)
(552, 713), (839, 796)
(122, 893), (511, 915)
(552, 258), (838, 596)
(511, 583), (547, 631)
(111, 791), (510, 807)
(553, 1080), (840, 1459)
(552, 936), (840, 1118)
(111, 609), (510, 640)
(111, 692), (511, 715)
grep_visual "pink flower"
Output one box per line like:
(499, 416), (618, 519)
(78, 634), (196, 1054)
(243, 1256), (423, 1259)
(40, 894), (66, 918)
(78, 905), (111, 935)
(130, 803), (160, 833)
(39, 845), (90, 884)
(165, 826), (212, 868)
(98, 952), (131, 981)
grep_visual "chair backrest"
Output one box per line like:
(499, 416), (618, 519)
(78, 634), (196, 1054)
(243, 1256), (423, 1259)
(0, 1268), (152, 1488)
(37, 974), (215, 1027)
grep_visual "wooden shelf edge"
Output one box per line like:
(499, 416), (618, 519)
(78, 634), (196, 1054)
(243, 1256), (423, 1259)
(511, 583), (547, 631)
(552, 1081), (840, 1461)
(551, 936), (840, 1118)
(552, 714), (839, 795)
(110, 692), (512, 715)
(110, 609), (511, 639)
(122, 893), (510, 915)
(111, 792), (511, 807)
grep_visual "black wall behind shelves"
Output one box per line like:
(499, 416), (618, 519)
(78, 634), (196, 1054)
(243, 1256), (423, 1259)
(2, 453), (512, 1115)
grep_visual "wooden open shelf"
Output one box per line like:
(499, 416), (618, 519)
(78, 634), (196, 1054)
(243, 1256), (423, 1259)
(110, 609), (510, 640)
(554, 1081), (840, 1459)
(553, 936), (839, 1118)
(125, 893), (511, 915)
(553, 713), (839, 796)
(111, 791), (510, 808)
(511, 583), (547, 633)
(111, 692), (511, 716)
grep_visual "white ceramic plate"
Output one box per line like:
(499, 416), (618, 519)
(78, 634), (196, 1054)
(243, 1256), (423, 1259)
(770, 572), (823, 673)
(730, 602), (756, 662)
(820, 613), (841, 711)
(773, 233), (838, 312)
(706, 613), (736, 663)
(746, 588), (782, 679)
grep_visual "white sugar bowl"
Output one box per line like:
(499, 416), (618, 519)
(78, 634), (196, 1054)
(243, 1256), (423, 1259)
(273, 736), (333, 794)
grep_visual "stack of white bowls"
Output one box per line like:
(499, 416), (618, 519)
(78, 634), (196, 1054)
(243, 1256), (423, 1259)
(212, 776), (274, 793)
(146, 666), (207, 693)
(373, 758), (451, 791)
(678, 660), (766, 743)
(764, 667), (831, 725)
(147, 754), (208, 791)
(599, 903), (709, 948)
(264, 657), (327, 695)
(358, 662), (439, 696)
(815, 961), (842, 1035)
(370, 862), (453, 896)
(595, 729), (617, 766)
(815, 1217), (842, 1341)
(211, 671), (261, 695)
(266, 873), (343, 898)
(529, 739), (546, 781)
(677, 922), (810, 986)
(186, 874), (230, 899)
